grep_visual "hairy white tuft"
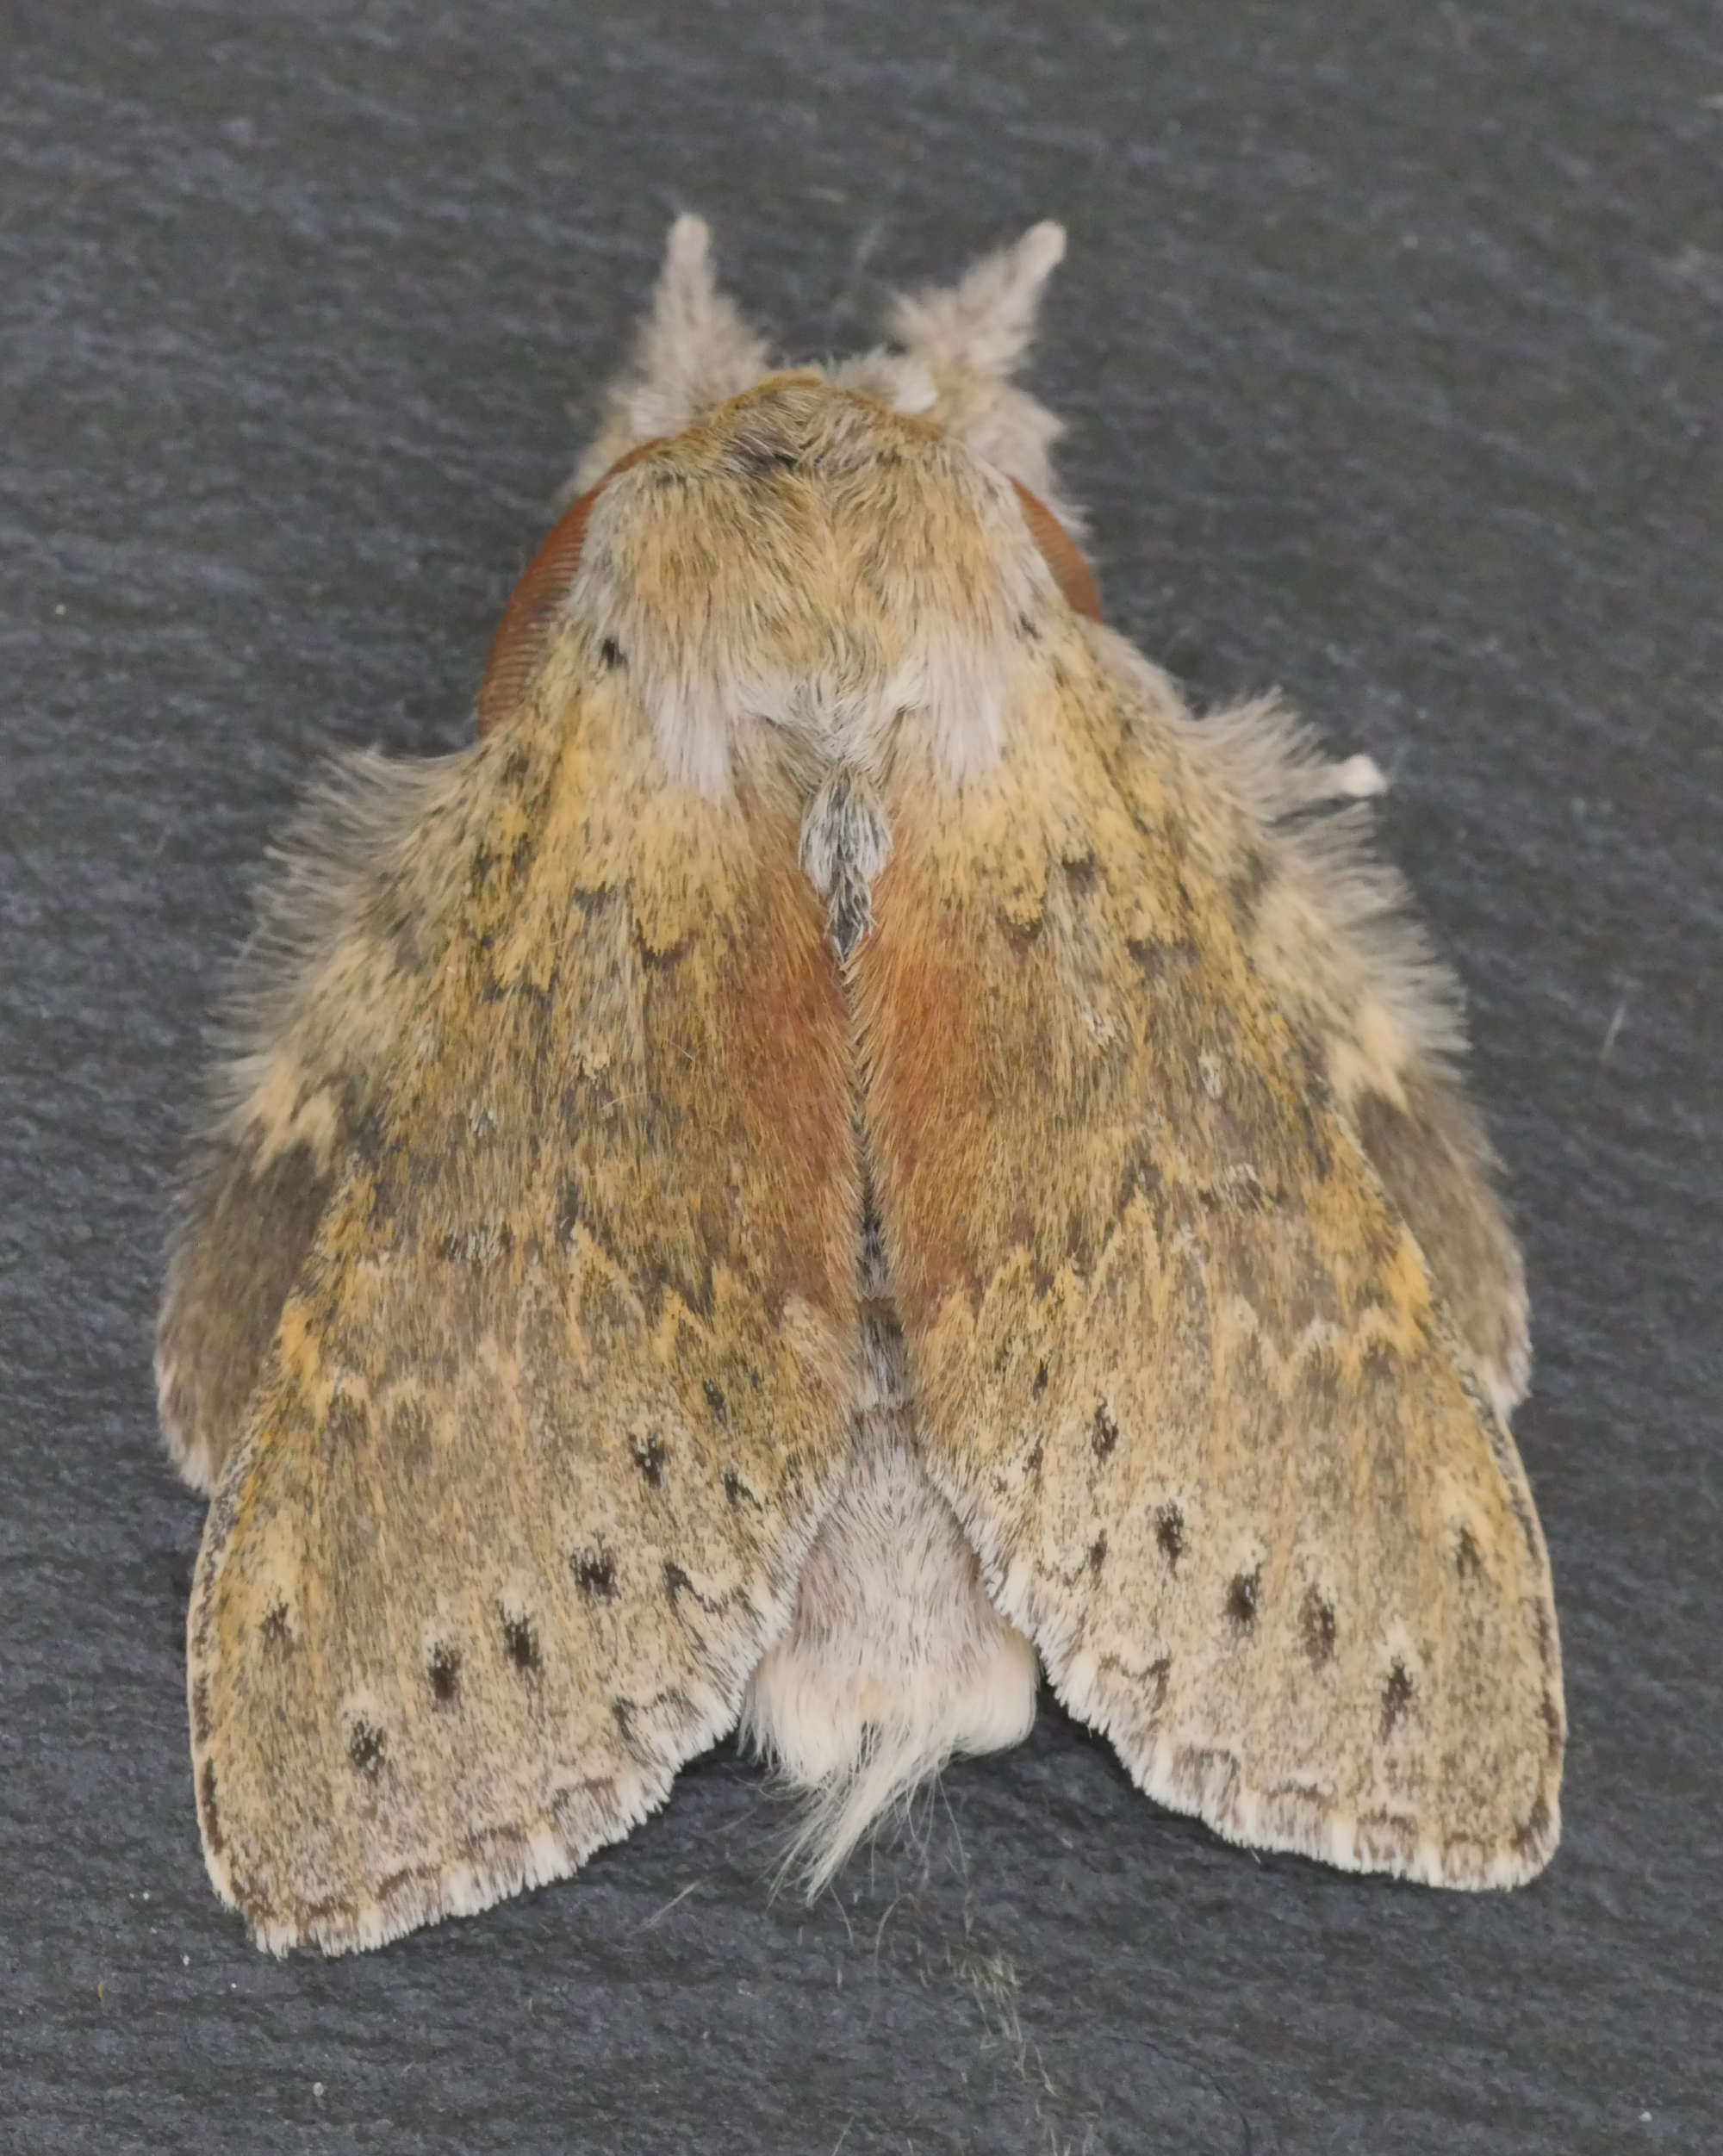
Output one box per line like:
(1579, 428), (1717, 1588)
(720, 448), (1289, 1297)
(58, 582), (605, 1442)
(888, 221), (1067, 380)
(766, 1724), (964, 1901)
(570, 215), (772, 491)
(828, 346), (939, 415)
(740, 1430), (1037, 1900)
(624, 214), (772, 438)
(1327, 751), (1390, 799)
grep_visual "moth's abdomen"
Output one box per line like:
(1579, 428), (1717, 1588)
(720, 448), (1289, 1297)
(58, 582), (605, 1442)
(742, 1302), (1036, 1891)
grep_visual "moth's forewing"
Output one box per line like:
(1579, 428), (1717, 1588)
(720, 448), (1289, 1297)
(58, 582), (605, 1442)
(856, 638), (1563, 1886)
(185, 676), (858, 1954)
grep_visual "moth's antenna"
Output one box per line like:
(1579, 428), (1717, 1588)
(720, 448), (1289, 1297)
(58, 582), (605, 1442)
(887, 221), (1067, 381)
(647, 215), (729, 358)
(621, 213), (772, 439)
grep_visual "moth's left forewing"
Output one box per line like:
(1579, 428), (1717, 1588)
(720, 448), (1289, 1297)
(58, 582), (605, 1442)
(855, 622), (1564, 1888)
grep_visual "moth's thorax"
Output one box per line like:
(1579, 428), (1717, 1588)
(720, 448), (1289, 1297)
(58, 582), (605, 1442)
(568, 375), (1056, 796)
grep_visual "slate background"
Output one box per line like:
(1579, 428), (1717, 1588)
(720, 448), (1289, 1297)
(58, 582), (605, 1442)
(3, 3), (1719, 2150)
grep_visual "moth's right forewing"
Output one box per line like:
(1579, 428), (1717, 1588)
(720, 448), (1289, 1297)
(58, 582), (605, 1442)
(189, 664), (860, 1953)
(856, 626), (1563, 1889)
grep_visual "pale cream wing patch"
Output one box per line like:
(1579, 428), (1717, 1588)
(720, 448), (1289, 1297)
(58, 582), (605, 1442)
(855, 628), (1563, 1887)
(189, 662), (858, 1953)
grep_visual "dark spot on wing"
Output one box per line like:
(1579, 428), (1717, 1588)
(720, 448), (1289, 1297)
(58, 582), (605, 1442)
(1031, 1359), (1049, 1399)
(1380, 1658), (1415, 1740)
(599, 637), (625, 670)
(349, 1718), (386, 1776)
(1062, 853), (1098, 892)
(502, 1612), (541, 1674)
(1227, 1568), (1260, 1630)
(702, 1378), (728, 1420)
(1124, 935), (1199, 990)
(427, 1643), (461, 1704)
(573, 1549), (617, 1600)
(722, 1469), (757, 1509)
(1301, 1587), (1336, 1667)
(663, 1563), (725, 1616)
(631, 1432), (667, 1486)
(1087, 1534), (1108, 1577)
(634, 937), (692, 977)
(1156, 1504), (1185, 1567)
(1092, 1401), (1119, 1461)
(1455, 1525), (1483, 1579)
(259, 1599), (291, 1652)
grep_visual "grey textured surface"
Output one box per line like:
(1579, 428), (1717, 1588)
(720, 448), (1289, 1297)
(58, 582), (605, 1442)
(3, 3), (1719, 2149)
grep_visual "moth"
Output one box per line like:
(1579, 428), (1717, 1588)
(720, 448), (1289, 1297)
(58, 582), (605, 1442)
(158, 216), (1564, 1955)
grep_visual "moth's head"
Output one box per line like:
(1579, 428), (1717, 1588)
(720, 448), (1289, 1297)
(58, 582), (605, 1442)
(481, 219), (1098, 794)
(570, 214), (1082, 538)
